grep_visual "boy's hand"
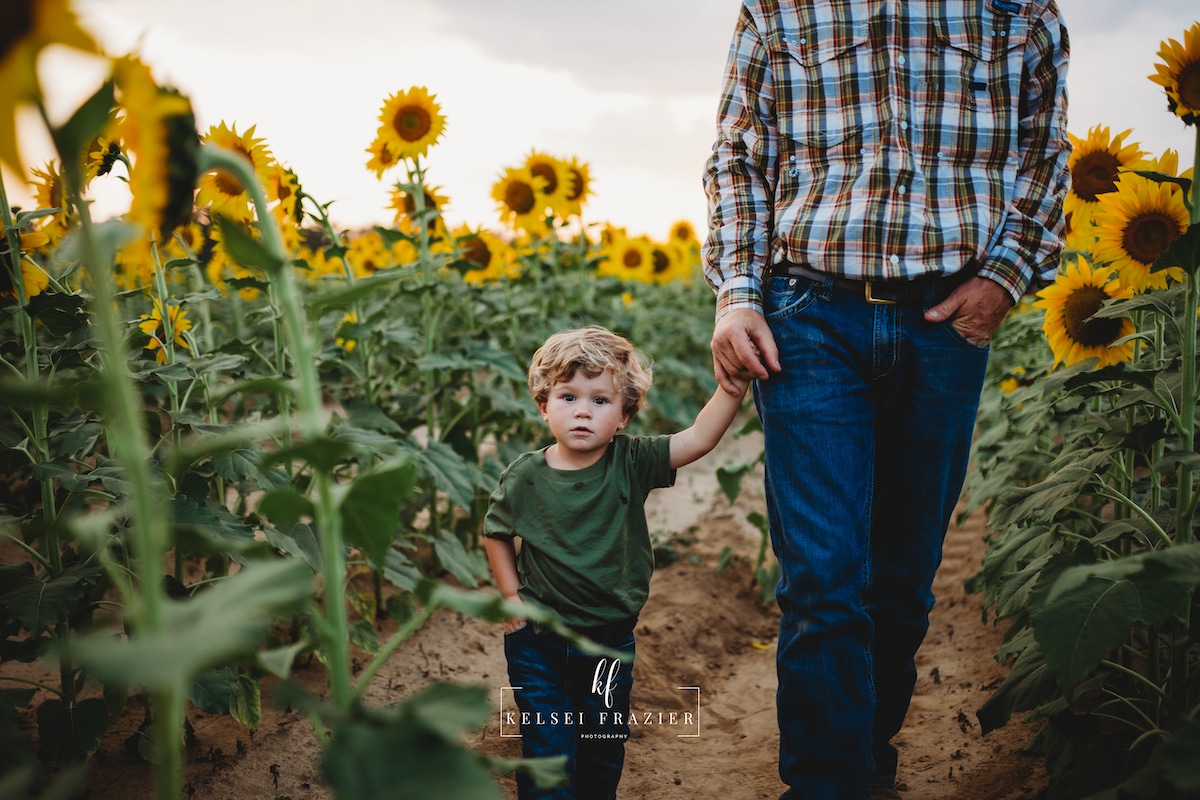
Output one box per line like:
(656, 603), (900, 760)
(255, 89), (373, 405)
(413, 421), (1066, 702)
(504, 617), (528, 634)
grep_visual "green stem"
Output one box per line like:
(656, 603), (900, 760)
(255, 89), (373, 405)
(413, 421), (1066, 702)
(1090, 482), (1173, 548)
(352, 604), (435, 698)
(199, 145), (352, 709)
(0, 175), (60, 576)
(74, 188), (176, 798)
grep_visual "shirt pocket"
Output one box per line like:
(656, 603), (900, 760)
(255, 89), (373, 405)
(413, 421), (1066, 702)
(769, 19), (872, 151)
(929, 12), (1028, 165)
(935, 13), (1029, 109)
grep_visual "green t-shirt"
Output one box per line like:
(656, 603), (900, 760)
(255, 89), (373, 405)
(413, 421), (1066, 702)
(483, 433), (675, 630)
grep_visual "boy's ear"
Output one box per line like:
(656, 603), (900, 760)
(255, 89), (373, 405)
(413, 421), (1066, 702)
(537, 401), (548, 419)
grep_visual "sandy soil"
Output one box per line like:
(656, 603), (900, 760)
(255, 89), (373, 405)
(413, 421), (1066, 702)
(30, 429), (1048, 799)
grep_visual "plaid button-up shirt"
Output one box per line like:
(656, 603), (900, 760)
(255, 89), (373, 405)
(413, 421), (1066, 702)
(702, 0), (1071, 318)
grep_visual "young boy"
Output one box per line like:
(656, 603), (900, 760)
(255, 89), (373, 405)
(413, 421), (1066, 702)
(484, 325), (748, 800)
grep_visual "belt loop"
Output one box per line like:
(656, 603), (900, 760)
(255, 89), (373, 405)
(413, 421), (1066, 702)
(818, 273), (836, 302)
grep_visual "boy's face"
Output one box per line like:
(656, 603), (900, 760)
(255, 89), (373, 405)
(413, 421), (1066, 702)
(538, 370), (630, 467)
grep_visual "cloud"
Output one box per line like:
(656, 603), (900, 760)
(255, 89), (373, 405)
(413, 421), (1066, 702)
(417, 0), (739, 97)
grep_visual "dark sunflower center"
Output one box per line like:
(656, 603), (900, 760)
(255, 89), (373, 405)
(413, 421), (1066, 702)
(1177, 61), (1200, 112)
(1, 2), (34, 60)
(1073, 150), (1122, 202)
(566, 168), (584, 202)
(530, 163), (558, 195)
(623, 249), (644, 269)
(505, 181), (536, 215)
(1062, 284), (1123, 347)
(395, 105), (431, 142)
(213, 168), (244, 197)
(652, 249), (670, 274)
(1122, 212), (1181, 264)
(463, 236), (491, 267)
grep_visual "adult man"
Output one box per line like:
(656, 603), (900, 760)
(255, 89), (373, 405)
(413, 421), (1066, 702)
(702, 1), (1070, 798)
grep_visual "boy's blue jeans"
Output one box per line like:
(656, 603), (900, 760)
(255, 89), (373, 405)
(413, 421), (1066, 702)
(504, 622), (636, 800)
(754, 273), (989, 800)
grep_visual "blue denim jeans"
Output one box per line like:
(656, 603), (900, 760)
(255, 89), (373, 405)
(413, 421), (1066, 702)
(504, 623), (636, 800)
(754, 274), (989, 800)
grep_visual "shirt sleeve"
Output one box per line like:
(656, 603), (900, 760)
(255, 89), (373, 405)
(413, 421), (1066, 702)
(702, 2), (778, 320)
(978, 0), (1071, 300)
(483, 468), (516, 540)
(629, 434), (676, 492)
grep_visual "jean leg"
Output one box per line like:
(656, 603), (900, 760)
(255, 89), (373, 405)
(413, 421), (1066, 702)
(572, 632), (635, 800)
(756, 277), (878, 800)
(506, 626), (576, 800)
(866, 310), (989, 786)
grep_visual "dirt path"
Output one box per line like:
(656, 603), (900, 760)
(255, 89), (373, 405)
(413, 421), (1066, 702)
(69, 429), (1048, 799)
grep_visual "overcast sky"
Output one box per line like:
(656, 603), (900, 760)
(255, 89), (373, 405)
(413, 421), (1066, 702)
(11, 0), (1199, 242)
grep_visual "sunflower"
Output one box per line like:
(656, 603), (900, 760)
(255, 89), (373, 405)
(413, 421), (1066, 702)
(599, 234), (654, 283)
(80, 109), (124, 190)
(648, 242), (682, 284)
(376, 86), (446, 162)
(562, 156), (594, 217)
(269, 164), (303, 251)
(114, 55), (199, 248)
(1033, 256), (1134, 369)
(1091, 169), (1189, 293)
(669, 219), (698, 246)
(365, 135), (400, 179)
(195, 122), (276, 223)
(523, 151), (574, 218)
(85, 131), (123, 186)
(1064, 126), (1146, 220)
(29, 161), (72, 245)
(138, 299), (192, 364)
(343, 230), (393, 278)
(0, 230), (51, 300)
(452, 225), (517, 284)
(0, 0), (99, 176)
(389, 184), (449, 237)
(1150, 22), (1200, 125)
(492, 166), (548, 234)
(668, 219), (703, 269)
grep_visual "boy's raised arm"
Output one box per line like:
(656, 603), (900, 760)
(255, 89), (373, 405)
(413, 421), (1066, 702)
(668, 378), (749, 470)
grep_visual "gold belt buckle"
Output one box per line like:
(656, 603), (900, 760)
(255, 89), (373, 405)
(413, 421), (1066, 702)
(864, 281), (896, 305)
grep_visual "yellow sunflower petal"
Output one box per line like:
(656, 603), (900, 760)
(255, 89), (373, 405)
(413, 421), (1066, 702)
(0, 0), (100, 175)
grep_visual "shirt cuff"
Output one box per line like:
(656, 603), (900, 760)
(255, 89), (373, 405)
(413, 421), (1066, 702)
(715, 275), (764, 319)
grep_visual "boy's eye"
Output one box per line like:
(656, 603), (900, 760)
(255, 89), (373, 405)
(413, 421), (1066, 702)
(561, 394), (575, 402)
(593, 397), (608, 405)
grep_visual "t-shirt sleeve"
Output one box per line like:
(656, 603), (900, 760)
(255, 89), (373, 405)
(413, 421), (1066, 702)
(630, 434), (676, 492)
(483, 469), (516, 540)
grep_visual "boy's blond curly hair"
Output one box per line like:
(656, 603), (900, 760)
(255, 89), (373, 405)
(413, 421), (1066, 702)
(527, 326), (653, 420)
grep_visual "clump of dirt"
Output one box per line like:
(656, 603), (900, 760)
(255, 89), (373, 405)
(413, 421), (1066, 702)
(24, 430), (1048, 799)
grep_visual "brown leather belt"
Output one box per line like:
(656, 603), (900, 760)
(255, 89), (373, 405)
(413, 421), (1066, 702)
(768, 261), (971, 306)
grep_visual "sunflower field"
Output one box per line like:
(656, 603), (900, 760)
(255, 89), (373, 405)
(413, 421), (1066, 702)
(0, 5), (722, 800)
(963, 20), (1200, 800)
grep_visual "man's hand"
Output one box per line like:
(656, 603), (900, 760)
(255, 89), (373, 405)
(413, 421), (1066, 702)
(711, 307), (781, 395)
(924, 277), (1014, 347)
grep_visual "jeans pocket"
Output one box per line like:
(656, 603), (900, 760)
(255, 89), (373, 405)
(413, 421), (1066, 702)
(764, 274), (820, 323)
(939, 319), (991, 354)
